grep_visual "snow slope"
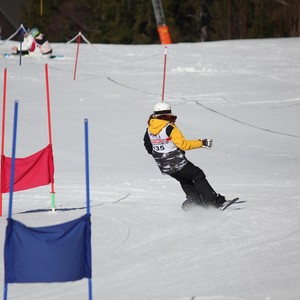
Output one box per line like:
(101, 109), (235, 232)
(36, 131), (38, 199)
(0, 37), (300, 300)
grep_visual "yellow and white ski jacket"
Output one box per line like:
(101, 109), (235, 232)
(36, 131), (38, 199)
(144, 118), (203, 175)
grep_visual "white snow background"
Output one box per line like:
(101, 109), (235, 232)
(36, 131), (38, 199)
(0, 37), (300, 300)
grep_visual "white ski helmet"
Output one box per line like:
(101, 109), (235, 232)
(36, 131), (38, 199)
(153, 101), (172, 115)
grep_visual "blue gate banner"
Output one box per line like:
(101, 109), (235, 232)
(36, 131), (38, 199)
(4, 214), (91, 283)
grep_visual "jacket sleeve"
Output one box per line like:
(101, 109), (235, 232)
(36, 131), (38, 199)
(169, 125), (202, 151)
(143, 129), (153, 154)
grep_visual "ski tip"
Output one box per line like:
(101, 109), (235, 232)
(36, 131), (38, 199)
(221, 197), (240, 211)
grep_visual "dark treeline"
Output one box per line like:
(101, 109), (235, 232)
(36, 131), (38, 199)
(19, 0), (300, 43)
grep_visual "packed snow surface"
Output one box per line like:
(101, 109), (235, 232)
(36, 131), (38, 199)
(0, 37), (300, 300)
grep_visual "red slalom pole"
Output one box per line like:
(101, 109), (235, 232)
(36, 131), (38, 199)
(161, 46), (167, 101)
(73, 33), (81, 80)
(1, 68), (7, 163)
(45, 64), (56, 212)
(45, 64), (53, 145)
(0, 68), (7, 217)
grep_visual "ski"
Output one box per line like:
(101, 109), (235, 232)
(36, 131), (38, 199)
(49, 55), (65, 59)
(221, 197), (240, 211)
(0, 53), (13, 58)
(1, 53), (64, 60)
(0, 53), (26, 58)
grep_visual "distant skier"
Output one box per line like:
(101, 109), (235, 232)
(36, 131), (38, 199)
(143, 101), (227, 210)
(29, 28), (53, 57)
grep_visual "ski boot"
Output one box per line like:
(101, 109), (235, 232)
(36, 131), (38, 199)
(209, 194), (226, 208)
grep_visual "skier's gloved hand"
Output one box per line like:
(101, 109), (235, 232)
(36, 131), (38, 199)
(202, 138), (213, 149)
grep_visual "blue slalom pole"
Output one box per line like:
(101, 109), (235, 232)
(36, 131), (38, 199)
(8, 101), (19, 219)
(84, 119), (90, 215)
(84, 118), (92, 300)
(4, 101), (18, 300)
(88, 278), (93, 300)
(3, 283), (7, 300)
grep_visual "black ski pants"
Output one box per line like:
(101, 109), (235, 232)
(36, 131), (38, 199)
(170, 161), (217, 205)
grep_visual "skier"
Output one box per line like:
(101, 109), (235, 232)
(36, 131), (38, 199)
(29, 28), (53, 57)
(143, 101), (227, 210)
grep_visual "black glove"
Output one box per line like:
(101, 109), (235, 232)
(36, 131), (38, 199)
(202, 138), (213, 149)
